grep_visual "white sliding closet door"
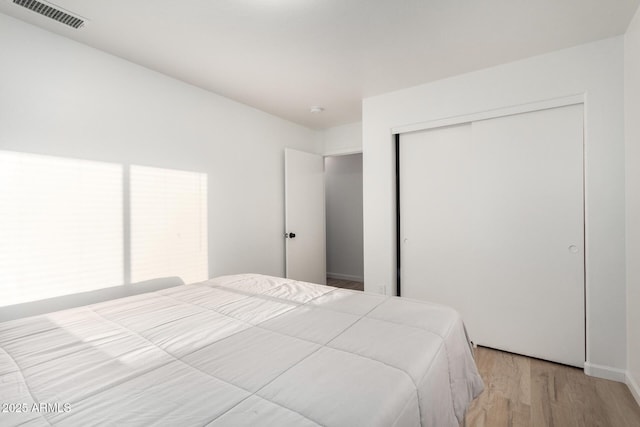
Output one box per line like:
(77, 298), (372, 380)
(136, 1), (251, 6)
(401, 104), (585, 367)
(400, 123), (475, 306)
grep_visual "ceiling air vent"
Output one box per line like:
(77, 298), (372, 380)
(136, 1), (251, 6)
(13, 0), (86, 29)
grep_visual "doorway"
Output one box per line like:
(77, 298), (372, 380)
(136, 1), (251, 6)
(324, 153), (364, 291)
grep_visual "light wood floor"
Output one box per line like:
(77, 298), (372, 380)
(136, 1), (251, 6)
(326, 277), (364, 291)
(465, 347), (640, 427)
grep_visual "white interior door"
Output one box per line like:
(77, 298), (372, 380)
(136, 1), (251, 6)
(284, 148), (326, 285)
(400, 104), (585, 367)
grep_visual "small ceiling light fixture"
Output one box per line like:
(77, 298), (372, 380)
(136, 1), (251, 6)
(309, 106), (325, 114)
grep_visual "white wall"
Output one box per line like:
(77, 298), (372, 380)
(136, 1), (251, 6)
(363, 37), (626, 377)
(625, 6), (640, 404)
(325, 154), (364, 282)
(0, 14), (321, 310)
(322, 122), (362, 155)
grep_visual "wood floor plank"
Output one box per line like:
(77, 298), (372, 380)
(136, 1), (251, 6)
(594, 376), (640, 426)
(466, 347), (640, 427)
(326, 277), (364, 291)
(469, 348), (531, 427)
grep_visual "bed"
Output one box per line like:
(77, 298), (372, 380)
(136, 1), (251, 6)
(0, 274), (483, 426)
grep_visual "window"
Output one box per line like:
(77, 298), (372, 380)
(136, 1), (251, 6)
(0, 151), (123, 306)
(0, 151), (209, 307)
(130, 166), (208, 284)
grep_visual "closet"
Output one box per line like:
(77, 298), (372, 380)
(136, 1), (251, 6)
(399, 104), (585, 367)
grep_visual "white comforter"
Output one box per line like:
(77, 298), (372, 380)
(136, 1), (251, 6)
(0, 274), (483, 426)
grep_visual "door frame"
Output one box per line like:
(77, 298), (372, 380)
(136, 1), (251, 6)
(391, 94), (585, 135)
(283, 148), (364, 285)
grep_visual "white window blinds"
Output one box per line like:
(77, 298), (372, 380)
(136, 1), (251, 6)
(130, 166), (208, 285)
(0, 151), (209, 307)
(0, 151), (123, 306)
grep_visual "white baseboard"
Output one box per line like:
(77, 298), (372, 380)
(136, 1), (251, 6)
(627, 372), (640, 407)
(323, 148), (362, 157)
(326, 272), (364, 282)
(584, 362), (627, 383)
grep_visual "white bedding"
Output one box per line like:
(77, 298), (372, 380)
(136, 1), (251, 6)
(0, 274), (483, 426)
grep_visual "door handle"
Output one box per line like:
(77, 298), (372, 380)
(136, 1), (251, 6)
(284, 232), (296, 239)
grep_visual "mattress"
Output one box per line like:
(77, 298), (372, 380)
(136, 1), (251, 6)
(0, 274), (483, 426)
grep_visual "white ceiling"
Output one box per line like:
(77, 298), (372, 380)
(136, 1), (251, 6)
(1, 0), (639, 129)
